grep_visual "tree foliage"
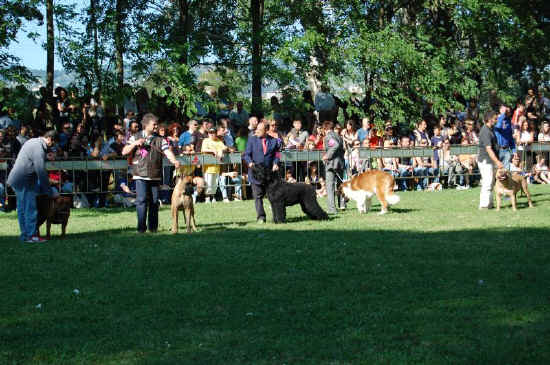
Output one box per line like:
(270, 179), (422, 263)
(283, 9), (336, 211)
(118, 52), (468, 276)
(1, 0), (550, 122)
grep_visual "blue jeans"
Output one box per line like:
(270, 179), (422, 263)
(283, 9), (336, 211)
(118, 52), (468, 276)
(219, 175), (242, 199)
(499, 148), (512, 170)
(14, 185), (38, 241)
(135, 179), (160, 233)
(0, 182), (5, 208)
(414, 167), (428, 190)
(429, 167), (440, 183)
(398, 167), (412, 190)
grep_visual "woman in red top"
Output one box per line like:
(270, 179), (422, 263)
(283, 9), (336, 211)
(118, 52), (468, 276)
(307, 123), (325, 150)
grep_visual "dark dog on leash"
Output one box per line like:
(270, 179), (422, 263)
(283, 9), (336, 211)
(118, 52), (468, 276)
(252, 165), (329, 223)
(36, 195), (72, 239)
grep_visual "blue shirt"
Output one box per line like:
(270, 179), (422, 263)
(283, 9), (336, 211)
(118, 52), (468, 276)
(178, 131), (193, 147)
(223, 131), (234, 148)
(494, 114), (515, 150)
(431, 136), (444, 161)
(357, 128), (369, 143)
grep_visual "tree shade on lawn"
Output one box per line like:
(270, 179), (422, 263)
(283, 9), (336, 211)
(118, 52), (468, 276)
(1, 185), (550, 364)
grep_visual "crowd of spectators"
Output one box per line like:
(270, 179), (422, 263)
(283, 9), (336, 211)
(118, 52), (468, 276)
(1, 84), (550, 211)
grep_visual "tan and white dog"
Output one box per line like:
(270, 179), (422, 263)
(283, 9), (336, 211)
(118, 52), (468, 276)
(340, 170), (400, 214)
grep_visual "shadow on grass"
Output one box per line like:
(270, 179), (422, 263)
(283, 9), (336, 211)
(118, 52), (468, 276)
(1, 226), (549, 364)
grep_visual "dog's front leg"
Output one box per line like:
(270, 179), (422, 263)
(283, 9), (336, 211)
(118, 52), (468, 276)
(495, 192), (502, 211)
(46, 220), (52, 240)
(61, 222), (67, 239)
(523, 182), (534, 208)
(190, 211), (198, 232)
(511, 193), (517, 211)
(185, 208), (192, 233)
(271, 202), (283, 223)
(171, 204), (179, 234)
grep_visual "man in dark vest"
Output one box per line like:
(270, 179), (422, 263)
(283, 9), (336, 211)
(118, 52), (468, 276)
(322, 120), (346, 214)
(122, 113), (180, 233)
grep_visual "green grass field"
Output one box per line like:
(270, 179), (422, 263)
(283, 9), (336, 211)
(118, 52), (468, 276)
(1, 186), (550, 364)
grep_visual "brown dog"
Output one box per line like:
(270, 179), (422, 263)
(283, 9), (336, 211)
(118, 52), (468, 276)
(494, 168), (533, 211)
(171, 175), (201, 233)
(36, 195), (72, 239)
(340, 170), (400, 214)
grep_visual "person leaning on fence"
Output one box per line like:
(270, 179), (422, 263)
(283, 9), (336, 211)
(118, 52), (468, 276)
(322, 120), (346, 214)
(201, 126), (229, 204)
(243, 121), (281, 224)
(478, 111), (504, 210)
(122, 113), (180, 234)
(494, 105), (515, 170)
(7, 130), (58, 243)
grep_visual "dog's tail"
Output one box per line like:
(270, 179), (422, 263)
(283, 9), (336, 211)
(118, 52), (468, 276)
(386, 193), (400, 206)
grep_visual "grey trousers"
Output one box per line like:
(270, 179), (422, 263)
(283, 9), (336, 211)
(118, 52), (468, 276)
(325, 168), (345, 213)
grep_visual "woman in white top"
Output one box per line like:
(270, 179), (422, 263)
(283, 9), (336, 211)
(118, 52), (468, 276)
(381, 139), (399, 178)
(514, 117), (534, 149)
(537, 121), (550, 142)
(509, 154), (523, 173)
(514, 117), (534, 169)
(532, 155), (550, 184)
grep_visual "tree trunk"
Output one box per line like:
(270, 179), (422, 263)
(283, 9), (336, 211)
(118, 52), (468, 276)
(177, 0), (191, 65)
(251, 0), (264, 115)
(46, 0), (55, 97)
(114, 0), (125, 90)
(90, 0), (101, 91)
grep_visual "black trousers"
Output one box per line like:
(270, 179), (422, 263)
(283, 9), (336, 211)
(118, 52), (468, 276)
(135, 179), (160, 233)
(251, 183), (266, 220)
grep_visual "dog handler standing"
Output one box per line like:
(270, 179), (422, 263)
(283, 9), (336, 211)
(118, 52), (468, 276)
(478, 111), (504, 209)
(244, 121), (281, 223)
(322, 120), (346, 214)
(122, 113), (180, 233)
(7, 130), (58, 243)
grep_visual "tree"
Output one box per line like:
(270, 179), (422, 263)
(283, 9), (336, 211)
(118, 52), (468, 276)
(114, 0), (127, 90)
(0, 0), (43, 83)
(46, 0), (54, 96)
(250, 0), (264, 114)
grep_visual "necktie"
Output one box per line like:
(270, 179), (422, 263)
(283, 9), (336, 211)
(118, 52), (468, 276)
(262, 138), (267, 154)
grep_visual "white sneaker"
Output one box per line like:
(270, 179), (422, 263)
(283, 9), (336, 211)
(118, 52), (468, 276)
(24, 236), (47, 243)
(464, 185), (471, 190)
(223, 198), (230, 203)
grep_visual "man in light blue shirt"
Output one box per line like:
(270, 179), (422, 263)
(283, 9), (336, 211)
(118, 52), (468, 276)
(178, 120), (199, 148)
(357, 118), (370, 143)
(494, 105), (515, 169)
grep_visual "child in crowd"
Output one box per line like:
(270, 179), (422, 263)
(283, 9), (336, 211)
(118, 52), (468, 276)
(304, 164), (320, 188)
(532, 155), (550, 184)
(285, 170), (297, 183)
(316, 177), (327, 197)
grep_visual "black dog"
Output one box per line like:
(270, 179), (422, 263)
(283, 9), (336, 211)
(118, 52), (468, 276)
(253, 165), (329, 223)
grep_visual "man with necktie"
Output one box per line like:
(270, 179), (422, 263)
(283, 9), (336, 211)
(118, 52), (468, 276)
(244, 121), (281, 223)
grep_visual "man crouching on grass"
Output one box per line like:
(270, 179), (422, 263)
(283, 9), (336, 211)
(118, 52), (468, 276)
(7, 130), (58, 243)
(122, 113), (180, 233)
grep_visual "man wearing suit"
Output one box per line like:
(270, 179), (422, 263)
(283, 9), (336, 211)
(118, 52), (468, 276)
(322, 120), (346, 214)
(244, 122), (281, 223)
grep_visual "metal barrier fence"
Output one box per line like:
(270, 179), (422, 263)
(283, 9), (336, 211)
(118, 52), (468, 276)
(1, 143), (550, 206)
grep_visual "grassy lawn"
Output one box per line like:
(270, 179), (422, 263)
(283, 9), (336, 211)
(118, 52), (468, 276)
(1, 186), (550, 364)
